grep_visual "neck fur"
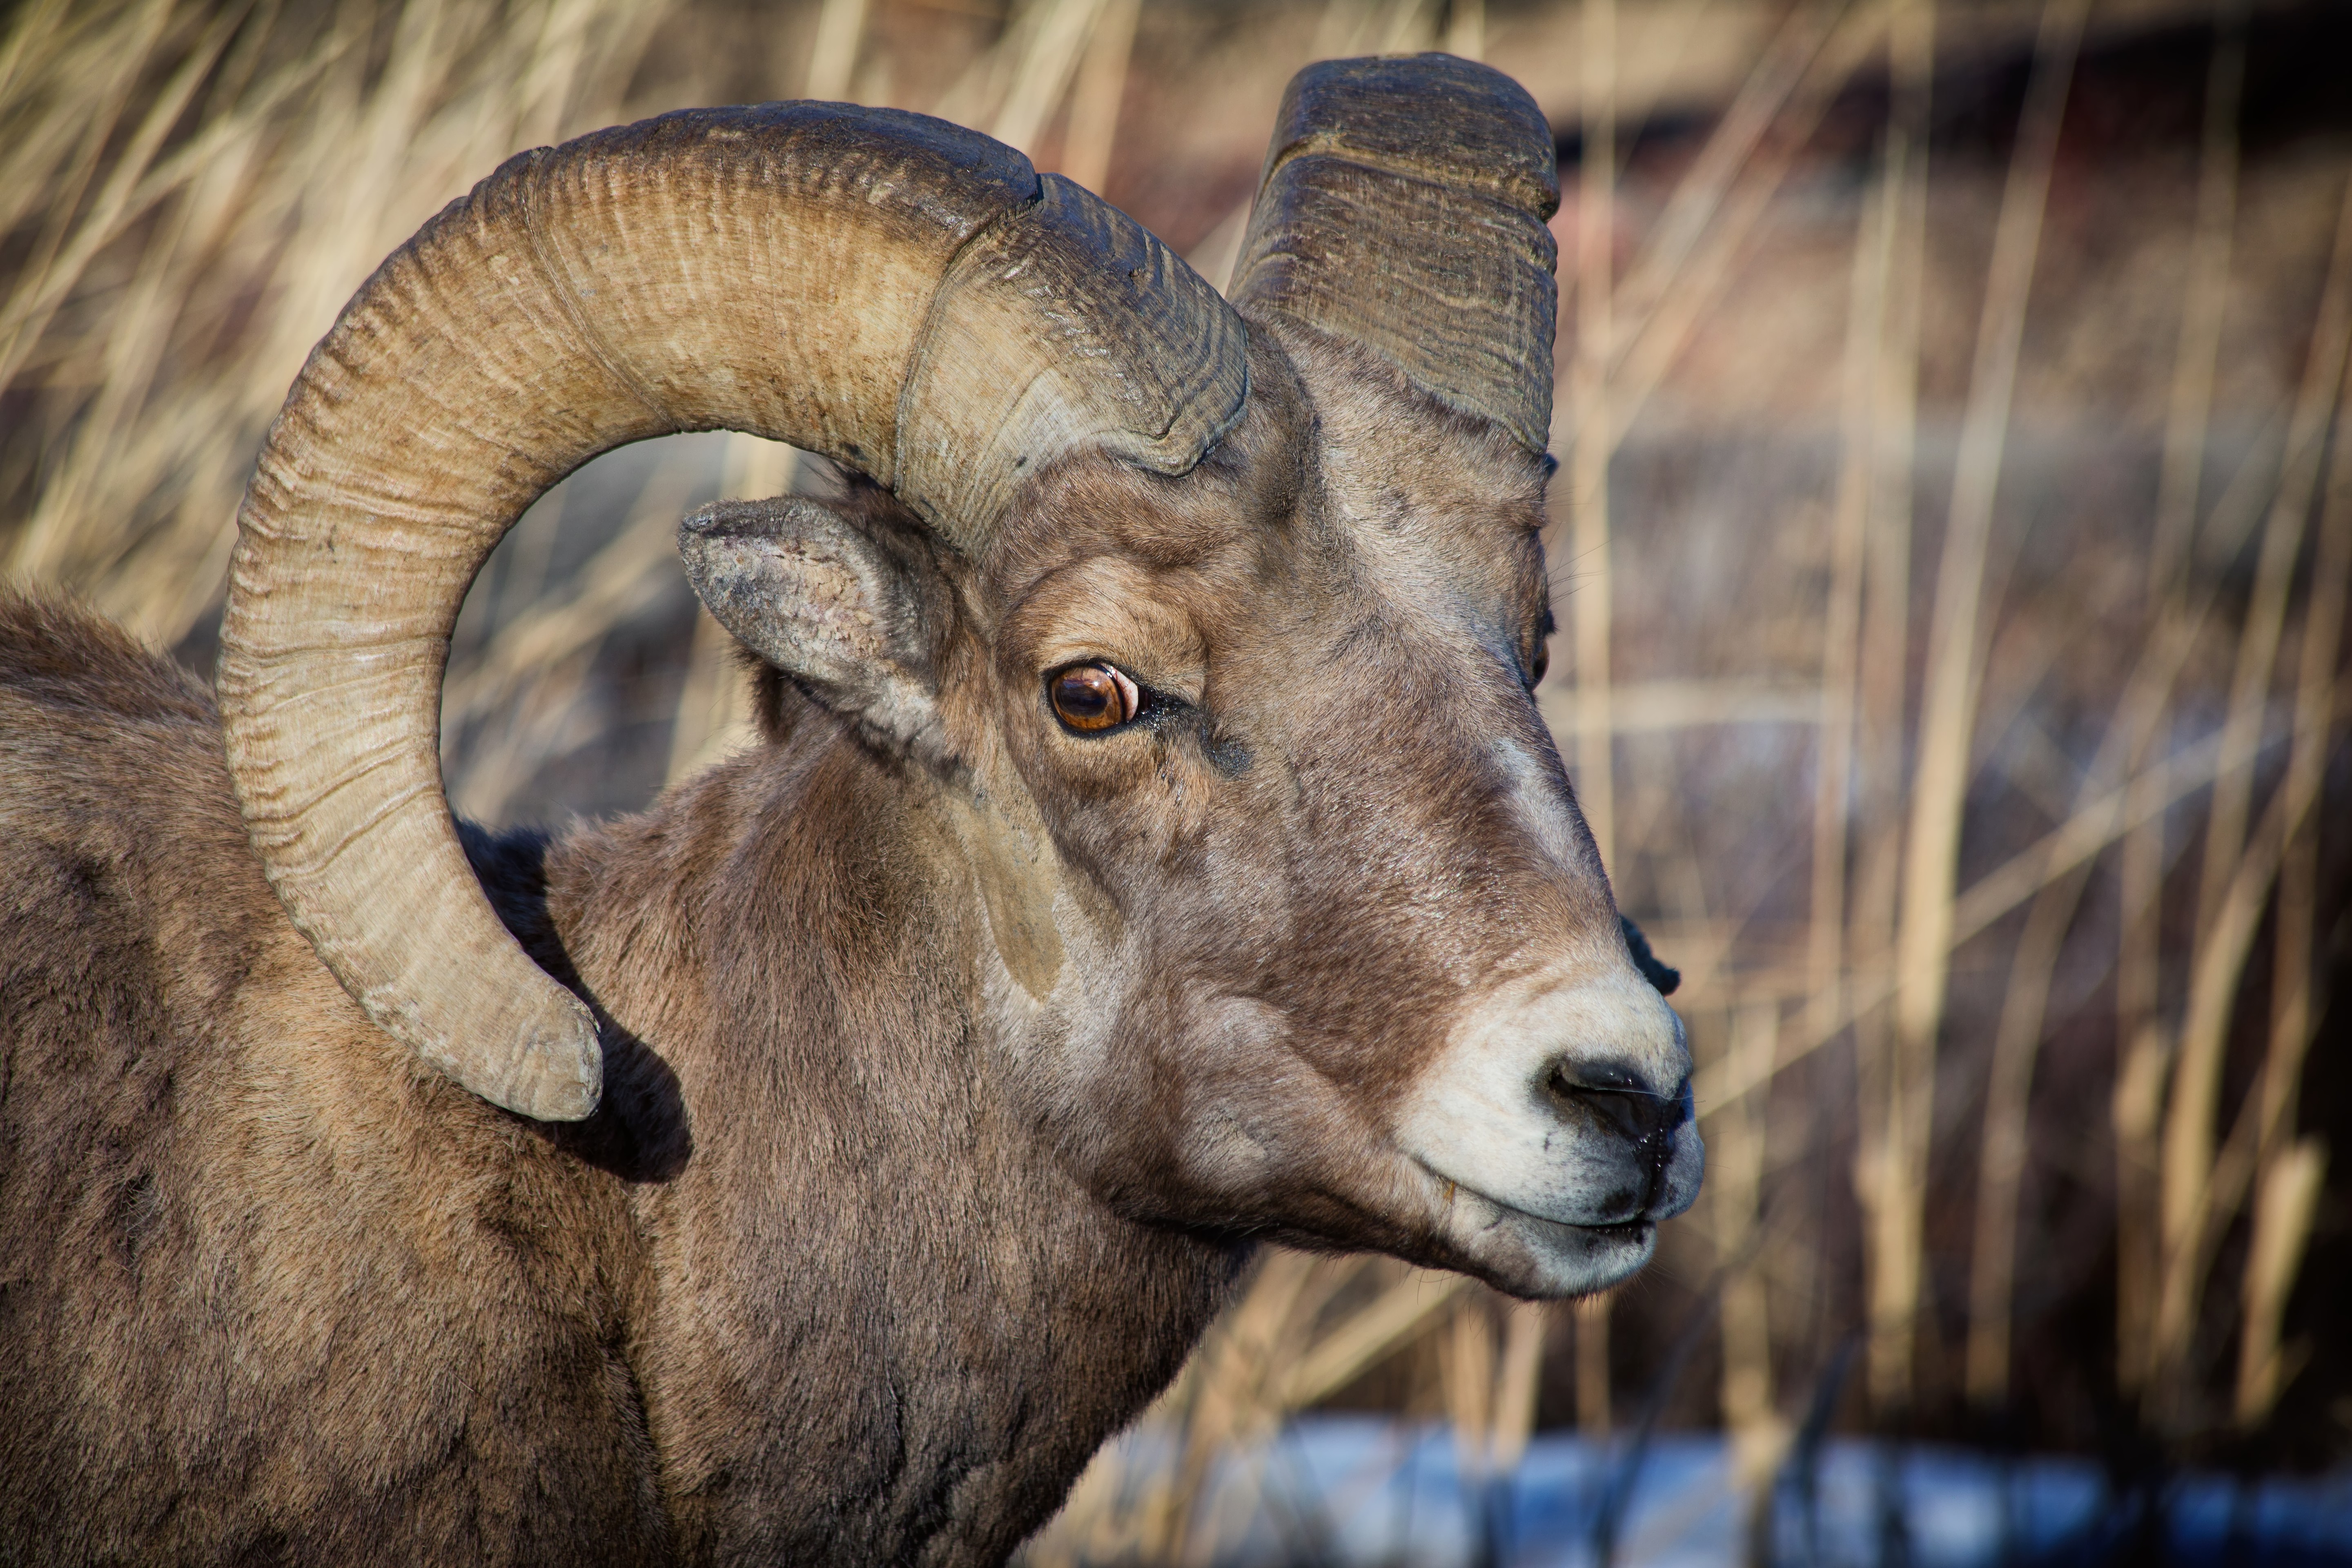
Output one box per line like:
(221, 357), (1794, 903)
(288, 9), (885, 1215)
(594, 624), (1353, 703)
(469, 724), (1239, 1563)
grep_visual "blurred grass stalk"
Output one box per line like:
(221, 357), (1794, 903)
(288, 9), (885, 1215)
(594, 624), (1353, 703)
(1566, 0), (1621, 1453)
(2142, 173), (2352, 1430)
(1880, 0), (2084, 1420)
(5, 0), (2349, 1556)
(2230, 584), (2343, 1421)
(2111, 0), (2244, 1415)
(2235, 338), (2352, 1426)
(1714, 1002), (1786, 1483)
(1, 0), (680, 644)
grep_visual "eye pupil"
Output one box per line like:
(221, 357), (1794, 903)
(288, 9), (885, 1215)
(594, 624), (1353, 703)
(1050, 664), (1133, 731)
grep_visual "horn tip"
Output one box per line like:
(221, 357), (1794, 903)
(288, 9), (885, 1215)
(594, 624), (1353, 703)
(464, 996), (604, 1122)
(1272, 52), (1558, 215)
(508, 1065), (603, 1123)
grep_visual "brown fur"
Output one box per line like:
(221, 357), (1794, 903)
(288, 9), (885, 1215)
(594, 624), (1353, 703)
(0, 327), (1684, 1565)
(0, 593), (1228, 1565)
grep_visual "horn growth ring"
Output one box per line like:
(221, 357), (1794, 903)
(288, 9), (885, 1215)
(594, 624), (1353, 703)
(218, 104), (1245, 1120)
(1232, 54), (1561, 454)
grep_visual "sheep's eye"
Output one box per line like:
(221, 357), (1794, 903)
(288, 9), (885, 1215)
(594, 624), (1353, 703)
(1049, 662), (1139, 732)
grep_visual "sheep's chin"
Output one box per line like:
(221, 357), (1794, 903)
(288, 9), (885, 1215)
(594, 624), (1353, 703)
(1437, 1185), (1658, 1300)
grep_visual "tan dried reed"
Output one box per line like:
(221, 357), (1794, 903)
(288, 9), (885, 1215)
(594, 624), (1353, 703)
(1876, 0), (2088, 1414)
(6, 6), (2347, 1552)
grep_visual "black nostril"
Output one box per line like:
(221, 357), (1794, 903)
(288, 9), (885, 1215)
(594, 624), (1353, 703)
(1545, 1063), (1691, 1148)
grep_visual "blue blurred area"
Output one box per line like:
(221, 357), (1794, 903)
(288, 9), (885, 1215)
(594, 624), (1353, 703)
(1080, 1417), (2352, 1568)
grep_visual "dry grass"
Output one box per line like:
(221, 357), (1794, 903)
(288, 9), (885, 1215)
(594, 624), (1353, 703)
(4, 0), (2347, 1555)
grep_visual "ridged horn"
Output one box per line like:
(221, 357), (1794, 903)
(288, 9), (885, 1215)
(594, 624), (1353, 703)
(1229, 54), (1559, 453)
(217, 103), (1247, 1122)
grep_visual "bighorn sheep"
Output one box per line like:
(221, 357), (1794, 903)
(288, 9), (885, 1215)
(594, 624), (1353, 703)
(0, 56), (1697, 1565)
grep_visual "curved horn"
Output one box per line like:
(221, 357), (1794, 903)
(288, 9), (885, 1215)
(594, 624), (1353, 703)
(1229, 54), (1559, 452)
(217, 104), (1246, 1122)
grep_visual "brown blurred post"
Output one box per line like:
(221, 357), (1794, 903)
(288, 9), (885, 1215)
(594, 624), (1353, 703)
(1492, 1301), (1548, 1469)
(1576, 1292), (1612, 1436)
(991, 0), (1107, 159)
(1442, 0), (1485, 60)
(1056, 0), (1136, 194)
(1718, 1002), (1786, 1483)
(1849, 0), (1931, 1419)
(1443, 1295), (1497, 1481)
(1813, 45), (1900, 1425)
(1808, 97), (1893, 1087)
(803, 0), (867, 100)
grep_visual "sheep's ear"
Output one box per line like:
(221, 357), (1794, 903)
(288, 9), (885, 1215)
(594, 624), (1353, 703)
(678, 495), (946, 759)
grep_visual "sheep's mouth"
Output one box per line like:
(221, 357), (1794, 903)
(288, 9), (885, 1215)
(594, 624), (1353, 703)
(1415, 1157), (1656, 1235)
(1399, 1152), (1664, 1295)
(1479, 1196), (1657, 1246)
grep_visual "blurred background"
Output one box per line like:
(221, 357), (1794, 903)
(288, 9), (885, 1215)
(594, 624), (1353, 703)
(3, 0), (2348, 1561)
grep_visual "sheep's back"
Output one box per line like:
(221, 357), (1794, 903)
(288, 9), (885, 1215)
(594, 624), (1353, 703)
(0, 594), (670, 1566)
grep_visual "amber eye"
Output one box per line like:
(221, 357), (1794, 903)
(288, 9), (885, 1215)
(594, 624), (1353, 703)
(1529, 641), (1549, 686)
(1049, 662), (1140, 732)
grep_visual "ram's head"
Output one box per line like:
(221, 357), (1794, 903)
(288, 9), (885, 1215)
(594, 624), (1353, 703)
(218, 57), (1698, 1299)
